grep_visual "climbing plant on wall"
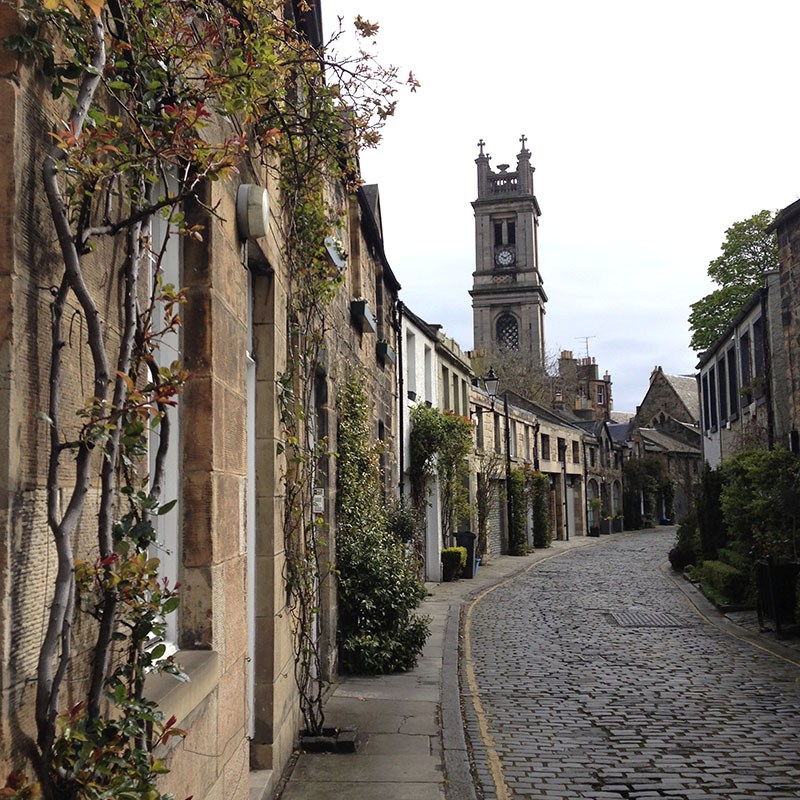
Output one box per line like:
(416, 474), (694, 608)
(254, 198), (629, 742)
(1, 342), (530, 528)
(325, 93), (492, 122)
(409, 404), (474, 547)
(4, 0), (415, 793)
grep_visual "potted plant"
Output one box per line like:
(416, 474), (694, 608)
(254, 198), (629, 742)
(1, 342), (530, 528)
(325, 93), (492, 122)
(600, 514), (612, 535)
(441, 547), (467, 582)
(612, 514), (624, 533)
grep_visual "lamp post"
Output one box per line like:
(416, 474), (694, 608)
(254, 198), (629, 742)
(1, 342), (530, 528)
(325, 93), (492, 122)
(482, 367), (514, 554)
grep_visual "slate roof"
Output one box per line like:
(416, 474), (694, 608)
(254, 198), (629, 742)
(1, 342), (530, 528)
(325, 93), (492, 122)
(638, 427), (701, 456)
(662, 373), (700, 422)
(607, 422), (632, 444)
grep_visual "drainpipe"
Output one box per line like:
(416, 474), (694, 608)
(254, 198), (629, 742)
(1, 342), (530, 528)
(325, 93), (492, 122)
(504, 393), (513, 549)
(396, 300), (405, 497)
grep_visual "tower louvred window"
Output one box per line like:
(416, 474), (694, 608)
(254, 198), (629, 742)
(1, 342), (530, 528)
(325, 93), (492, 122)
(496, 314), (519, 351)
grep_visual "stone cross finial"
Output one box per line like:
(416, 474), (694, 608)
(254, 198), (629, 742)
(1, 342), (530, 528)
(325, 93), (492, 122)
(519, 133), (528, 151)
(477, 138), (486, 156)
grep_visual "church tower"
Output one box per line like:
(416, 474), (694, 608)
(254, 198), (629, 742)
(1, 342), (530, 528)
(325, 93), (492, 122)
(470, 136), (546, 366)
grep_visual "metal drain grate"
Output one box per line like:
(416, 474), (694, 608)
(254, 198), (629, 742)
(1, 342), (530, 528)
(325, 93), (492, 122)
(610, 610), (682, 627)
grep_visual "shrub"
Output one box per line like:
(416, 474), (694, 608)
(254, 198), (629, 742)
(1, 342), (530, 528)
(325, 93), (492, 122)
(337, 373), (430, 674)
(509, 468), (527, 555)
(442, 547), (467, 581)
(699, 559), (749, 605)
(697, 464), (727, 559)
(386, 498), (420, 545)
(719, 449), (800, 562)
(530, 471), (552, 549)
(668, 515), (701, 572)
(717, 547), (749, 571)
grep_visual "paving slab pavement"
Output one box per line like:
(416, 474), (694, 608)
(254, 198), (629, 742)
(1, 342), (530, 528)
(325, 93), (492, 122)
(275, 536), (599, 800)
(274, 530), (800, 800)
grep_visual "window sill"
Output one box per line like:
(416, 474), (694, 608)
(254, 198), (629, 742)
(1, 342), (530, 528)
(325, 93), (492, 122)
(144, 649), (221, 726)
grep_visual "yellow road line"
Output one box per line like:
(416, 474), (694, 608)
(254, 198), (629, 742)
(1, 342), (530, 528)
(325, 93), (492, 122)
(668, 570), (800, 669)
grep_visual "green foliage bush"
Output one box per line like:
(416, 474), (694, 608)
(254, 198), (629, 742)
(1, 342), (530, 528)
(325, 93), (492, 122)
(442, 547), (467, 581)
(530, 471), (552, 549)
(337, 373), (430, 674)
(719, 449), (800, 562)
(717, 547), (749, 571)
(668, 515), (701, 572)
(386, 498), (420, 545)
(697, 464), (727, 559)
(623, 456), (671, 529)
(409, 405), (473, 545)
(698, 559), (749, 605)
(509, 468), (527, 555)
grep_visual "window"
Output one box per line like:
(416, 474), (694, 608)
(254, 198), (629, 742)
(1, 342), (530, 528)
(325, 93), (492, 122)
(442, 365), (450, 409)
(708, 364), (718, 429)
(524, 426), (530, 460)
(452, 373), (460, 415)
(496, 313), (519, 351)
(507, 221), (516, 245)
(149, 197), (181, 649)
(510, 420), (517, 457)
(557, 437), (566, 463)
(405, 331), (416, 398)
(541, 434), (550, 460)
(718, 357), (728, 421)
(727, 347), (738, 418)
(702, 372), (711, 430)
(494, 413), (502, 455)
(572, 441), (580, 464)
(424, 346), (433, 403)
(740, 331), (752, 405)
(494, 221), (503, 247)
(476, 413), (484, 450)
(596, 385), (605, 405)
(753, 317), (766, 398)
(590, 447), (596, 467)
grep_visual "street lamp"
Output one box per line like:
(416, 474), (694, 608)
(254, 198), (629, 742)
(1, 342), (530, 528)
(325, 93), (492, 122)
(481, 367), (514, 554)
(483, 366), (500, 408)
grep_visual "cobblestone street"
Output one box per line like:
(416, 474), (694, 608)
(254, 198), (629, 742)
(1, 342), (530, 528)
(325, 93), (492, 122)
(462, 529), (800, 800)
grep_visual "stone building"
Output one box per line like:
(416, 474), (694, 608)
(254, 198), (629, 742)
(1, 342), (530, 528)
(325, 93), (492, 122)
(696, 271), (789, 468)
(767, 199), (800, 452)
(555, 350), (614, 421)
(630, 367), (702, 522)
(399, 306), (472, 581)
(0, 5), (400, 798)
(471, 387), (589, 550)
(470, 137), (546, 367)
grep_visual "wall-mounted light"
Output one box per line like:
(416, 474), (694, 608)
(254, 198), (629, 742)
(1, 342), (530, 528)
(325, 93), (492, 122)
(236, 184), (269, 240)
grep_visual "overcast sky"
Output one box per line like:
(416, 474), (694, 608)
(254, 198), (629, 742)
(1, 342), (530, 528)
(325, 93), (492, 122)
(322, 1), (800, 412)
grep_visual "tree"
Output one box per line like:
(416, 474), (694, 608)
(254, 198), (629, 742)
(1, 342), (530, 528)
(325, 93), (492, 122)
(688, 210), (778, 352)
(472, 349), (563, 406)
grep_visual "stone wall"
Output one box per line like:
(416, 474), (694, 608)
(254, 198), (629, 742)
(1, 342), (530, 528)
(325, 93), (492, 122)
(0, 16), (399, 799)
(774, 201), (800, 443)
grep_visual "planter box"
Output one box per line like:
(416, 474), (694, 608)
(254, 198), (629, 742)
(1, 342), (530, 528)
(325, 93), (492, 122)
(600, 519), (611, 535)
(612, 518), (623, 533)
(350, 299), (377, 334)
(324, 236), (347, 271)
(376, 340), (396, 366)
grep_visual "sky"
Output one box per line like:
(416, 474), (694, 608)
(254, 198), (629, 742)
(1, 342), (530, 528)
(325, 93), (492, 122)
(321, 1), (800, 412)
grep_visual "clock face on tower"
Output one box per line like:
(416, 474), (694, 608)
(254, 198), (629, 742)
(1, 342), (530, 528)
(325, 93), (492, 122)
(495, 248), (515, 267)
